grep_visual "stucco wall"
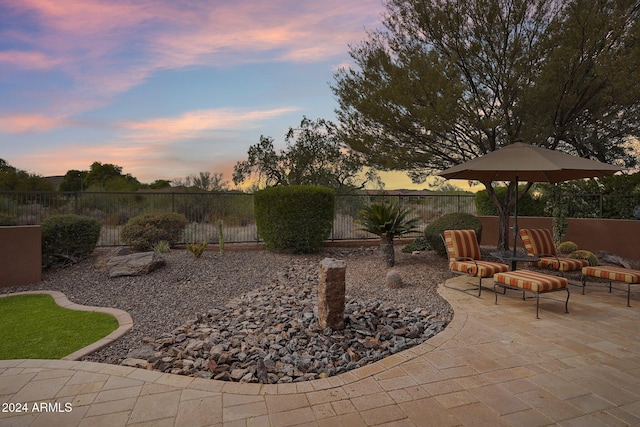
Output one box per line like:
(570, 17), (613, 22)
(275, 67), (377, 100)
(479, 216), (639, 260)
(0, 225), (42, 288)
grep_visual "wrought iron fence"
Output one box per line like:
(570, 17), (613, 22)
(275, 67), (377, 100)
(561, 193), (640, 220)
(0, 191), (476, 246)
(3, 191), (637, 247)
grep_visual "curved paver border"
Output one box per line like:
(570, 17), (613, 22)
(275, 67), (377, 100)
(0, 290), (133, 361)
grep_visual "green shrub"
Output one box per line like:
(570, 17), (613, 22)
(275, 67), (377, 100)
(402, 237), (430, 253)
(475, 186), (545, 216)
(557, 241), (578, 254)
(153, 240), (171, 254)
(254, 185), (334, 253)
(568, 249), (599, 266)
(41, 214), (101, 267)
(0, 214), (17, 226)
(121, 212), (188, 251)
(424, 213), (483, 257)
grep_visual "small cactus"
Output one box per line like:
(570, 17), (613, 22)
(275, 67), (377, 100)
(186, 242), (208, 259)
(557, 241), (578, 255)
(568, 249), (598, 266)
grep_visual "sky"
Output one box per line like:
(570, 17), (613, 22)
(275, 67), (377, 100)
(0, 0), (431, 190)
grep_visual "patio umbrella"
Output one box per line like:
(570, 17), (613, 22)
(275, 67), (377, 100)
(438, 142), (621, 256)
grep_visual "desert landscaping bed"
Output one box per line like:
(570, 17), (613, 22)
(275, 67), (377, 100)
(2, 246), (455, 383)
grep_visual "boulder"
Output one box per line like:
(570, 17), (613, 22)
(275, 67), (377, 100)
(107, 252), (166, 278)
(94, 247), (133, 271)
(595, 251), (632, 269)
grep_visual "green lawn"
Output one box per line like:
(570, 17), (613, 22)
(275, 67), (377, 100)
(0, 294), (119, 359)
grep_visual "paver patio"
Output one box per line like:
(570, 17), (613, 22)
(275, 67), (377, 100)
(1, 275), (640, 426)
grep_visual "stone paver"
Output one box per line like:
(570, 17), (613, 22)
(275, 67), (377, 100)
(2, 275), (640, 426)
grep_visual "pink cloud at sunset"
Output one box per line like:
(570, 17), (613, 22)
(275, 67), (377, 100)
(121, 107), (300, 143)
(0, 0), (427, 189)
(0, 50), (60, 70)
(0, 114), (69, 133)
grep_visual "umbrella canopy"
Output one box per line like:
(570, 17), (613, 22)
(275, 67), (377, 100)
(438, 142), (622, 260)
(439, 142), (621, 183)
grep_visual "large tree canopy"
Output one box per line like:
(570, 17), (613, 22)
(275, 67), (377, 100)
(0, 158), (53, 191)
(233, 117), (379, 191)
(333, 0), (640, 248)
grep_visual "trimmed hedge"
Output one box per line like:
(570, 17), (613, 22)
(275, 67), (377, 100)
(121, 212), (188, 251)
(424, 213), (483, 257)
(254, 185), (334, 253)
(42, 214), (101, 266)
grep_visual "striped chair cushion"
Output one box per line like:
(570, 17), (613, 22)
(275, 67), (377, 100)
(520, 229), (556, 257)
(494, 271), (568, 292)
(444, 229), (481, 261)
(537, 257), (588, 272)
(450, 260), (508, 278)
(582, 266), (640, 284)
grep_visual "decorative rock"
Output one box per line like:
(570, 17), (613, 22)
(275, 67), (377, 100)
(107, 252), (166, 278)
(126, 345), (157, 360)
(121, 260), (451, 384)
(385, 270), (404, 289)
(318, 258), (346, 330)
(121, 358), (150, 369)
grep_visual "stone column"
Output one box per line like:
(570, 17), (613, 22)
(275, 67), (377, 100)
(318, 258), (347, 330)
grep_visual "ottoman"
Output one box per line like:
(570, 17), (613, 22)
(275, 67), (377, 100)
(581, 266), (640, 307)
(493, 270), (569, 318)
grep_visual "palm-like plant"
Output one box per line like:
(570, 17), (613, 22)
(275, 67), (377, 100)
(355, 202), (420, 267)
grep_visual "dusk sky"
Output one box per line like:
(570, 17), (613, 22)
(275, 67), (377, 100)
(0, 0), (428, 190)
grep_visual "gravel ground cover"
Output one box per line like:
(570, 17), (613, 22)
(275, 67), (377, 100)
(1, 245), (455, 370)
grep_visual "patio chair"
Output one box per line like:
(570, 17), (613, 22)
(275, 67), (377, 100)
(442, 229), (509, 297)
(519, 228), (588, 273)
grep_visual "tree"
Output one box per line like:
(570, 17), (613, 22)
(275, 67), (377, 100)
(0, 158), (53, 191)
(148, 179), (172, 190)
(233, 117), (381, 192)
(83, 162), (141, 191)
(173, 172), (228, 191)
(332, 0), (640, 249)
(59, 170), (88, 192)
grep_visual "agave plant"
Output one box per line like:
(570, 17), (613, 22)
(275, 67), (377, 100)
(355, 202), (420, 267)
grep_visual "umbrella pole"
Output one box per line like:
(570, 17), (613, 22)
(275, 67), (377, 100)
(512, 176), (519, 261)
